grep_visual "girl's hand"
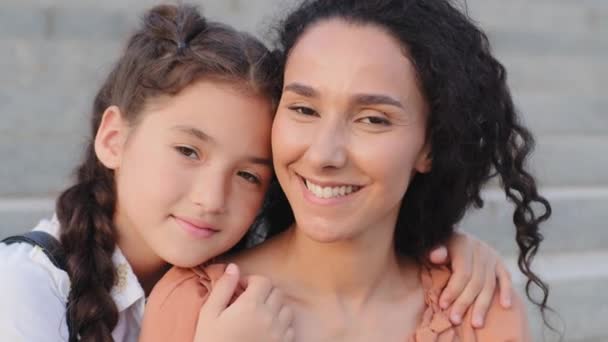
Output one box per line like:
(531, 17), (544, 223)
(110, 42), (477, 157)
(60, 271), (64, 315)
(195, 264), (295, 342)
(428, 231), (513, 328)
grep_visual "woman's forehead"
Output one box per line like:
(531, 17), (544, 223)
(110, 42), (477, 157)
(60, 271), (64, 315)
(283, 19), (422, 105)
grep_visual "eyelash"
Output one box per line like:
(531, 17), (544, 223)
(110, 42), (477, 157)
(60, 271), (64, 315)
(237, 171), (261, 185)
(288, 105), (318, 116)
(175, 146), (199, 160)
(359, 116), (392, 126)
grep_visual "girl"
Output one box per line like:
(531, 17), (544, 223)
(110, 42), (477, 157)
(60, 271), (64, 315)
(1, 4), (513, 342)
(141, 0), (551, 341)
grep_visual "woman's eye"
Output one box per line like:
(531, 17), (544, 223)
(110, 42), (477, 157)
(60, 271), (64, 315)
(237, 171), (261, 185)
(175, 146), (199, 160)
(359, 116), (391, 126)
(288, 106), (318, 116)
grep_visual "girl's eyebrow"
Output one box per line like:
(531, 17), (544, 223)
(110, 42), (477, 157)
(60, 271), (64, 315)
(247, 156), (273, 167)
(171, 125), (213, 143)
(172, 125), (272, 167)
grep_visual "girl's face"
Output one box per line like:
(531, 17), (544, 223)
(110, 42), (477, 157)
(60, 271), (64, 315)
(101, 81), (274, 267)
(272, 19), (432, 243)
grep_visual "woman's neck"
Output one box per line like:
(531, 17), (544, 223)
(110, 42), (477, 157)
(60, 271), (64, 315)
(276, 223), (418, 311)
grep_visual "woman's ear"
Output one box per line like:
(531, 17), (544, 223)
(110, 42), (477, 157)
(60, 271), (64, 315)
(94, 106), (128, 170)
(415, 142), (432, 174)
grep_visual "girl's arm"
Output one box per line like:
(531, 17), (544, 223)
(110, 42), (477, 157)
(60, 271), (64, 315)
(0, 244), (70, 341)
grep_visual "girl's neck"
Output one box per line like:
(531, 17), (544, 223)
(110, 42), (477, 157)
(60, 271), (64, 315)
(114, 219), (170, 295)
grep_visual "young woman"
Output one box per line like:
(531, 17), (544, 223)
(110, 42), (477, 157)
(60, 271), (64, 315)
(0, 3), (514, 342)
(141, 0), (551, 341)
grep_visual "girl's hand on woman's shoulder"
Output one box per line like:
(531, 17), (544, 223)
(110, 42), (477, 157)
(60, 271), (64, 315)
(428, 231), (513, 329)
(195, 264), (295, 342)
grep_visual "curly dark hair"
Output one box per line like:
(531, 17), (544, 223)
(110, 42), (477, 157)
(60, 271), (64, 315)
(55, 4), (279, 341)
(257, 0), (553, 324)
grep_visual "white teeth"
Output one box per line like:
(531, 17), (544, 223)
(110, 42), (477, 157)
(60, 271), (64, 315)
(305, 179), (360, 199)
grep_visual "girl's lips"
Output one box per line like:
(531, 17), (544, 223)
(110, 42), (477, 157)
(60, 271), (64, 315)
(173, 216), (218, 239)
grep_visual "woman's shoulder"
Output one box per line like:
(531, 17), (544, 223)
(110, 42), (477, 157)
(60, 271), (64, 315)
(462, 288), (531, 341)
(414, 266), (531, 341)
(140, 264), (229, 342)
(146, 264), (227, 305)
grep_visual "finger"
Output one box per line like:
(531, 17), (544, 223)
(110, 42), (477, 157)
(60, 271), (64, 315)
(496, 261), (513, 308)
(200, 263), (240, 317)
(428, 245), (449, 265)
(470, 266), (497, 328)
(277, 305), (294, 336)
(438, 235), (473, 309)
(447, 244), (486, 324)
(265, 287), (285, 315)
(283, 326), (296, 342)
(240, 275), (274, 305)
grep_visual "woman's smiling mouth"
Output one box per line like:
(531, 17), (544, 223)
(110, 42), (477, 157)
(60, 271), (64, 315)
(300, 175), (363, 199)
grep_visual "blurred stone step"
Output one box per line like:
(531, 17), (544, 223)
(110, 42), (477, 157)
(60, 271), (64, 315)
(0, 0), (288, 41)
(531, 136), (608, 187)
(499, 53), (607, 97)
(506, 251), (608, 342)
(0, 134), (84, 196)
(461, 188), (608, 256)
(515, 94), (608, 136)
(0, 198), (54, 239)
(3, 0), (608, 43)
(467, 0), (608, 36)
(489, 29), (608, 58)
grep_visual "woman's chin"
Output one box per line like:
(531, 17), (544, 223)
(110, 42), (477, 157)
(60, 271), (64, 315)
(296, 221), (355, 244)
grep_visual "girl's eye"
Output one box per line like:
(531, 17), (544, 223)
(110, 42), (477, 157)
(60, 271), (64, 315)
(237, 171), (261, 185)
(175, 146), (199, 160)
(359, 116), (391, 126)
(288, 106), (318, 116)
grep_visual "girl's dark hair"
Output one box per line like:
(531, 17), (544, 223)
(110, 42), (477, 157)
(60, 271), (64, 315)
(261, 0), (552, 323)
(55, 4), (279, 341)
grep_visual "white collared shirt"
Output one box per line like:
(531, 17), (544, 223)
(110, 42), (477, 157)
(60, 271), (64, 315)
(0, 217), (146, 342)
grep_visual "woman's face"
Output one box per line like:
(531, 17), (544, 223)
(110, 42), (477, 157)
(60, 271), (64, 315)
(272, 19), (432, 243)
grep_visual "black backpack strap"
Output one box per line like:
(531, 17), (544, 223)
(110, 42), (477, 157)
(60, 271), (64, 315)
(2, 231), (67, 271)
(2, 231), (76, 341)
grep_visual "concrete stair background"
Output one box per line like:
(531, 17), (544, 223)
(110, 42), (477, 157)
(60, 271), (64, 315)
(1, 1), (606, 340)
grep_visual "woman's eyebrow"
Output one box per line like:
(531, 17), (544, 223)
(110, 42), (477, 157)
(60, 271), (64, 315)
(283, 82), (319, 98)
(352, 93), (404, 109)
(284, 83), (404, 109)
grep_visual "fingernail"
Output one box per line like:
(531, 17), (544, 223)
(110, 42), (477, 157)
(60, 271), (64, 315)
(503, 297), (512, 308)
(225, 263), (238, 275)
(451, 313), (462, 324)
(440, 300), (449, 309)
(473, 315), (483, 328)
